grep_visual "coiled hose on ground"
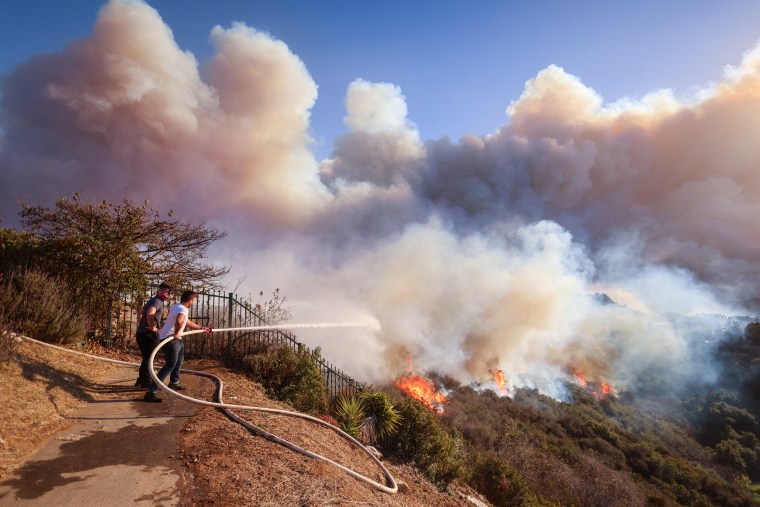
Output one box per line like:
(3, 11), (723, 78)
(20, 331), (398, 494)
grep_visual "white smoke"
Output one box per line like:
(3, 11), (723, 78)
(2, 0), (758, 394)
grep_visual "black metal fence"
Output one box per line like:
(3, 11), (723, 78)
(108, 288), (362, 400)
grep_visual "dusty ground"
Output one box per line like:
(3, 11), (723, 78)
(0, 339), (122, 477)
(0, 364), (210, 506)
(0, 340), (489, 506)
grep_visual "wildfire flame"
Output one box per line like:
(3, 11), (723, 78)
(395, 374), (447, 413)
(489, 368), (508, 395)
(573, 371), (613, 398)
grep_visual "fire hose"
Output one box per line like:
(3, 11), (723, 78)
(20, 328), (399, 494)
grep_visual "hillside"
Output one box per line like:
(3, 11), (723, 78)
(416, 327), (760, 506)
(3, 318), (760, 506)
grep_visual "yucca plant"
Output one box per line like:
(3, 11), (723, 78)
(335, 395), (366, 440)
(359, 391), (402, 444)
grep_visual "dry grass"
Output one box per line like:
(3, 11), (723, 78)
(179, 364), (490, 507)
(0, 341), (490, 506)
(0, 339), (120, 477)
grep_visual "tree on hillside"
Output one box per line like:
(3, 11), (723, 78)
(4, 194), (229, 337)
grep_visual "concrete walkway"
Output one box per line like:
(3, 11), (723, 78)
(0, 365), (208, 506)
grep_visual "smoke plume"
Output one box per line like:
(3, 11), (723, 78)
(3, 0), (759, 394)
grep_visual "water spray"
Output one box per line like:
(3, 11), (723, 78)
(180, 321), (378, 336)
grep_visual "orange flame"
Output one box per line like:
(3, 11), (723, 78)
(573, 370), (613, 398)
(489, 368), (508, 395)
(395, 374), (447, 414)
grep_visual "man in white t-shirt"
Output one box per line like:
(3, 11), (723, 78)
(144, 290), (211, 403)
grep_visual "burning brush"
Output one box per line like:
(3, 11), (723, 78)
(488, 368), (513, 396)
(394, 357), (447, 414)
(573, 371), (614, 398)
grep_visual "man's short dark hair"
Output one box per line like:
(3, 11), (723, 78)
(180, 290), (197, 303)
(159, 282), (173, 290)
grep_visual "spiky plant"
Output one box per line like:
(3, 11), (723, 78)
(334, 395), (366, 440)
(359, 391), (402, 444)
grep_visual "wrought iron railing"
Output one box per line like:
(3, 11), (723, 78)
(108, 287), (362, 399)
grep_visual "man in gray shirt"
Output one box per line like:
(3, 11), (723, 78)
(135, 282), (172, 390)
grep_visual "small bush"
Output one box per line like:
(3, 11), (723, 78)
(0, 268), (85, 344)
(242, 344), (327, 415)
(715, 438), (748, 472)
(468, 452), (540, 507)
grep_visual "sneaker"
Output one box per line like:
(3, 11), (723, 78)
(143, 392), (163, 403)
(168, 384), (187, 391)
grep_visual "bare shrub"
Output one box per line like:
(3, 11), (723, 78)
(254, 288), (292, 323)
(0, 267), (86, 344)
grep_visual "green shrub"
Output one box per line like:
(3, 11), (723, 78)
(383, 396), (463, 488)
(590, 420), (621, 446)
(0, 268), (85, 344)
(0, 228), (43, 273)
(716, 438), (748, 471)
(242, 344), (328, 415)
(468, 452), (540, 507)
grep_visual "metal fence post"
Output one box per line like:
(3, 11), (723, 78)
(104, 299), (113, 348)
(227, 292), (234, 358)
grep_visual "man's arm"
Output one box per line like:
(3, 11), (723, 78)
(145, 307), (158, 331)
(173, 313), (187, 339)
(185, 318), (212, 333)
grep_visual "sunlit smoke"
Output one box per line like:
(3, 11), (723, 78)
(0, 0), (329, 228)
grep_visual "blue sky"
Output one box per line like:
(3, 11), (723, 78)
(3, 0), (760, 160)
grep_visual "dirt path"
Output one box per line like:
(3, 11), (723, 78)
(0, 365), (211, 506)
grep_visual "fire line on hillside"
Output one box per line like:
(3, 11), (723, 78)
(573, 371), (613, 398)
(394, 358), (447, 414)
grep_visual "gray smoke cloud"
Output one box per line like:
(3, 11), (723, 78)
(2, 0), (758, 394)
(0, 0), (329, 228)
